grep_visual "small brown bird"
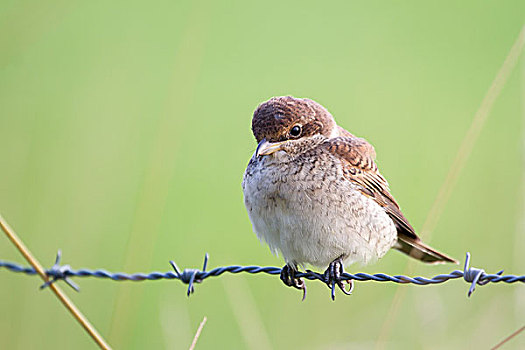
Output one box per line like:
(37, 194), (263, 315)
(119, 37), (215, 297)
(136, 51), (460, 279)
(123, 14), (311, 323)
(242, 96), (457, 298)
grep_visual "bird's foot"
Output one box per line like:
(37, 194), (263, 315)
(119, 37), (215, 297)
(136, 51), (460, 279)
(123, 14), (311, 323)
(323, 257), (354, 301)
(280, 264), (307, 301)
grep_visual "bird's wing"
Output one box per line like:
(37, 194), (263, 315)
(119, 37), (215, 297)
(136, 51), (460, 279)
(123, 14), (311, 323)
(321, 136), (457, 264)
(322, 136), (418, 240)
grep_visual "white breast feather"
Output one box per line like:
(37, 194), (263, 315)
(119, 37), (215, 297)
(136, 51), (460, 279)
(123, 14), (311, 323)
(242, 152), (397, 268)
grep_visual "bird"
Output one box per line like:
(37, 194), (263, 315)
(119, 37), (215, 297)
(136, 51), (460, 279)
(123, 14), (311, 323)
(242, 95), (457, 299)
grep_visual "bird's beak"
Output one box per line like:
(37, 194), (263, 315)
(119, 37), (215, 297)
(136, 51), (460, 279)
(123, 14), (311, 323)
(256, 138), (286, 157)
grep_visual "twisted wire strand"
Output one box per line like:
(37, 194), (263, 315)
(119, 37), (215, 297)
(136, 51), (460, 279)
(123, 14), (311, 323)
(1, 252), (523, 298)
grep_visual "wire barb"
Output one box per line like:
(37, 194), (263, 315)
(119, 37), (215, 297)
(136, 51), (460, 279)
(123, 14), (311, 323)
(462, 252), (504, 297)
(170, 253), (209, 296)
(40, 250), (80, 292)
(1, 252), (523, 299)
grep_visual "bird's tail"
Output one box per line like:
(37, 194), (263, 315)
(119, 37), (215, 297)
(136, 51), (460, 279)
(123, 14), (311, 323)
(394, 236), (458, 264)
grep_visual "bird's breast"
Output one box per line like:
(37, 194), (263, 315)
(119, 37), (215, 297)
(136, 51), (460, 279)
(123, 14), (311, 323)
(242, 151), (397, 268)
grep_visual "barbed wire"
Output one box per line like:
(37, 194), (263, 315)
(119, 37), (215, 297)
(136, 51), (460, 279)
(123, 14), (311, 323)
(1, 252), (523, 300)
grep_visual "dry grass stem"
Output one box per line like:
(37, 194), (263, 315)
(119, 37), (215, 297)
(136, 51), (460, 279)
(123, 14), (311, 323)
(189, 316), (208, 350)
(491, 325), (525, 350)
(0, 214), (111, 350)
(375, 25), (525, 350)
(420, 25), (525, 240)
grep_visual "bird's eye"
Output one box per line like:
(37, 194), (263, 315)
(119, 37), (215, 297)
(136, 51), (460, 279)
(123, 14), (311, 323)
(290, 125), (302, 137)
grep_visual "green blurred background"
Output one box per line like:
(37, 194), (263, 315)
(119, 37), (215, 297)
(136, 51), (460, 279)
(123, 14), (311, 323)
(1, 1), (524, 349)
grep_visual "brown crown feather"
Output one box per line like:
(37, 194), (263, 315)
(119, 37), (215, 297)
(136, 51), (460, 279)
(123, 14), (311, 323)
(252, 96), (336, 143)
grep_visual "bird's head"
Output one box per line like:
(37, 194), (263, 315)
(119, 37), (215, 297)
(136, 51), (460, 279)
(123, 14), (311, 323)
(251, 96), (337, 157)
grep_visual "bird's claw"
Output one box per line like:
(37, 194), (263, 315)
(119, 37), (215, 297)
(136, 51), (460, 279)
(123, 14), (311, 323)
(324, 258), (354, 300)
(280, 264), (307, 301)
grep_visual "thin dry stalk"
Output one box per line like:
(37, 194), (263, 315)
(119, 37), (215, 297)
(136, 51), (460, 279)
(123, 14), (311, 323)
(420, 25), (525, 240)
(189, 316), (208, 350)
(0, 214), (111, 350)
(375, 25), (525, 350)
(107, 5), (210, 345)
(491, 326), (525, 350)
